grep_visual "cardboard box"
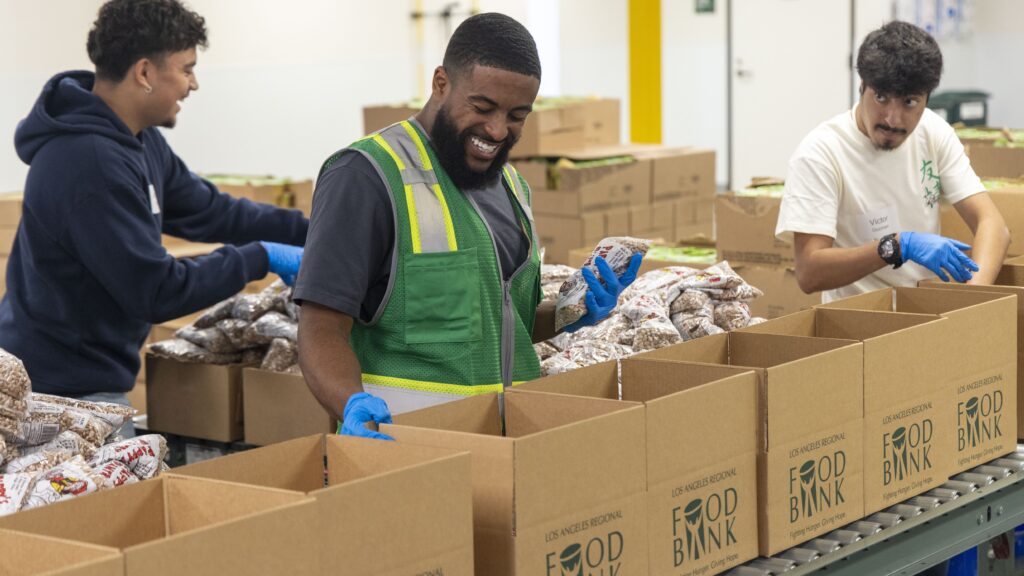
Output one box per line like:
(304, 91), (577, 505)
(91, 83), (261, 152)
(674, 197), (714, 242)
(517, 360), (760, 575)
(536, 213), (606, 265)
(0, 226), (16, 256)
(715, 193), (791, 265)
(637, 332), (865, 556)
(0, 475), (317, 576)
(644, 148), (716, 203)
(144, 354), (243, 442)
(0, 192), (23, 227)
(206, 176), (313, 209)
(731, 263), (820, 319)
(0, 528), (123, 576)
(533, 152), (652, 214)
(242, 369), (335, 446)
(820, 287), (1017, 471)
(579, 98), (621, 148)
(513, 98), (621, 157)
(164, 241), (221, 260)
(740, 308), (956, 513)
(513, 160), (547, 190)
(940, 187), (1024, 257)
(382, 389), (648, 576)
(0, 255), (7, 298)
(921, 263), (1024, 440)
(363, 104), (419, 134)
(966, 144), (1024, 179)
(173, 434), (475, 576)
(606, 206), (630, 236)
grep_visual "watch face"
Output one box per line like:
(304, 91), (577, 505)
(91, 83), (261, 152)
(880, 239), (894, 259)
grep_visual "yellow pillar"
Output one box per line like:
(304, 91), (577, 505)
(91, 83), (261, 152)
(629, 0), (662, 143)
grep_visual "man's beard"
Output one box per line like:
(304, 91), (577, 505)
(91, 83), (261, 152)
(431, 106), (516, 189)
(874, 124), (907, 151)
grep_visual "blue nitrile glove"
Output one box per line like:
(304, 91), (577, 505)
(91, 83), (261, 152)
(901, 231), (979, 283)
(259, 241), (303, 286)
(564, 253), (643, 333)
(339, 392), (395, 441)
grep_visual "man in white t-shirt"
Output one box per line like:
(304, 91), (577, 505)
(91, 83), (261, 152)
(776, 21), (1009, 303)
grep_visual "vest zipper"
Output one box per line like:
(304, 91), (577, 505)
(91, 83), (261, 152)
(464, 191), (533, 390)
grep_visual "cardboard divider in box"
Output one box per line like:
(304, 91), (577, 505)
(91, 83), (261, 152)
(381, 389), (648, 576)
(739, 308), (956, 514)
(920, 262), (1024, 441)
(715, 192), (791, 266)
(965, 144), (1024, 179)
(940, 181), (1024, 257)
(0, 475), (318, 576)
(516, 360), (760, 575)
(635, 332), (865, 556)
(144, 354), (243, 442)
(172, 434), (475, 576)
(819, 286), (1017, 471)
(241, 368), (335, 446)
(0, 527), (123, 576)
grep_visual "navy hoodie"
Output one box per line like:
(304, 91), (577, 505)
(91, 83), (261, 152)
(1, 71), (308, 396)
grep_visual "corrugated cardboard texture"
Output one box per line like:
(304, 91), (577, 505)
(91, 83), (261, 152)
(515, 360), (619, 398)
(0, 528), (123, 576)
(172, 435), (326, 492)
(822, 287), (1017, 471)
(319, 441), (475, 576)
(922, 273), (1024, 440)
(715, 193), (791, 265)
(145, 355), (243, 442)
(242, 369), (335, 446)
(162, 476), (305, 535)
(384, 391), (647, 576)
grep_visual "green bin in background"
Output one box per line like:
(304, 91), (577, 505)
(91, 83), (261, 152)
(928, 90), (990, 126)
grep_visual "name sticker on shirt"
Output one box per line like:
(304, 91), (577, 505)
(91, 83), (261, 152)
(148, 184), (160, 215)
(856, 205), (901, 241)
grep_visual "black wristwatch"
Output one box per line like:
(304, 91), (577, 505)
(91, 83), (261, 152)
(878, 233), (903, 269)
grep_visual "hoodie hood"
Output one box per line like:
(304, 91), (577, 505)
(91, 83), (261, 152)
(15, 70), (141, 164)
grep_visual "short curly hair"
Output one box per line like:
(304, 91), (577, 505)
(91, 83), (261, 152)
(857, 20), (942, 97)
(443, 13), (541, 82)
(87, 0), (208, 81)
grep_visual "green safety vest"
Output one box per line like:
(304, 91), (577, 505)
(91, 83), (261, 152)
(323, 120), (542, 409)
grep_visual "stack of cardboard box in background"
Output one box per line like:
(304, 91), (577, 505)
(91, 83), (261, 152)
(363, 98), (717, 266)
(0, 193), (22, 298)
(714, 179), (820, 319)
(958, 126), (1024, 180)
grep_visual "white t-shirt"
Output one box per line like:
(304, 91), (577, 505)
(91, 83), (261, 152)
(775, 106), (984, 302)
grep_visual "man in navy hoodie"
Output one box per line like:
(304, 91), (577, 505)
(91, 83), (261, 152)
(1, 0), (307, 435)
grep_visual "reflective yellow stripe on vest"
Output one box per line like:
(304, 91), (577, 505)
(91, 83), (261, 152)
(373, 122), (458, 253)
(362, 373), (505, 396)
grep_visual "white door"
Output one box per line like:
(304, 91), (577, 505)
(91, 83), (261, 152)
(730, 0), (852, 189)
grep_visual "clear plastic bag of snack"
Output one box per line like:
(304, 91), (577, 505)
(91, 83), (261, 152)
(703, 283), (764, 302)
(0, 413), (20, 442)
(174, 325), (236, 354)
(533, 341), (559, 361)
(0, 473), (34, 516)
(747, 317), (767, 326)
(149, 338), (243, 365)
(30, 393), (136, 432)
(672, 313), (725, 341)
(540, 352), (580, 376)
(621, 296), (682, 352)
(192, 296), (237, 329)
(0, 348), (31, 401)
(541, 264), (576, 287)
(555, 237), (651, 331)
(243, 312), (298, 345)
(216, 318), (257, 350)
(283, 364), (302, 375)
(14, 400), (64, 446)
(23, 456), (101, 510)
(713, 301), (752, 331)
(241, 348), (265, 367)
(566, 340), (634, 367)
(59, 408), (115, 447)
(21, 431), (99, 462)
(4, 450), (73, 475)
(94, 460), (139, 490)
(620, 266), (700, 305)
(669, 289), (712, 316)
(232, 293), (276, 322)
(261, 338), (298, 372)
(0, 392), (29, 424)
(90, 435), (167, 480)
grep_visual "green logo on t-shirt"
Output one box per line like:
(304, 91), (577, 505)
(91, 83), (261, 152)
(920, 160), (941, 208)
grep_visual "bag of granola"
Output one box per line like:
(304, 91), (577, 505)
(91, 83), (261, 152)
(554, 237), (650, 331)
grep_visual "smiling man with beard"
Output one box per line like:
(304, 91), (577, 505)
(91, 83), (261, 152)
(0, 0), (308, 437)
(295, 13), (641, 437)
(776, 21), (1008, 304)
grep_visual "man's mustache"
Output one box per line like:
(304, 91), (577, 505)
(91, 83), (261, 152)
(875, 124), (907, 135)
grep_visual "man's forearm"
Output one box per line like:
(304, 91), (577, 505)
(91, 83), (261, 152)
(297, 318), (365, 423)
(532, 299), (557, 343)
(966, 219), (1010, 285)
(796, 242), (887, 294)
